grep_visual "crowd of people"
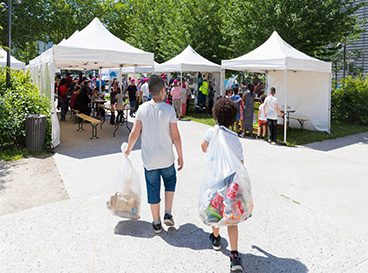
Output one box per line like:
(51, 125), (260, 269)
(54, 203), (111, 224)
(224, 76), (284, 144)
(55, 71), (282, 143)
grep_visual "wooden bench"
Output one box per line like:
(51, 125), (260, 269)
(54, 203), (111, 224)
(289, 116), (308, 130)
(70, 109), (79, 123)
(76, 113), (101, 140)
(99, 104), (131, 137)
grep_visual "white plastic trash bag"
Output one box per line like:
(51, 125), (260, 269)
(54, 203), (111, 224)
(106, 142), (141, 219)
(199, 126), (253, 226)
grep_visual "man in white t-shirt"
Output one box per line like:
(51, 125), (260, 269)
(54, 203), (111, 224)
(264, 87), (284, 144)
(141, 78), (150, 102)
(125, 75), (184, 234)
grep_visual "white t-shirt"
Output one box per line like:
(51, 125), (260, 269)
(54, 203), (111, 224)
(141, 82), (149, 97)
(136, 101), (178, 170)
(258, 103), (266, 121)
(204, 126), (244, 162)
(264, 95), (279, 120)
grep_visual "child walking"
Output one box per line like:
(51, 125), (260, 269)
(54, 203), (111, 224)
(125, 75), (184, 234)
(257, 95), (267, 139)
(201, 98), (245, 271)
(230, 86), (242, 136)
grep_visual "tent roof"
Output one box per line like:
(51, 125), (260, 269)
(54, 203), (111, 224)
(222, 31), (331, 73)
(155, 45), (221, 73)
(0, 48), (25, 70)
(30, 18), (154, 69)
(121, 61), (159, 73)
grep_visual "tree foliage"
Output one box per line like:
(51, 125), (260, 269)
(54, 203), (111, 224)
(0, 0), (365, 64)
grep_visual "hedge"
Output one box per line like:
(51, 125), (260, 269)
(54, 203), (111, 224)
(0, 68), (51, 149)
(332, 75), (368, 125)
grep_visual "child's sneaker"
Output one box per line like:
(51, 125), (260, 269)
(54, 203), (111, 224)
(163, 213), (175, 226)
(230, 252), (243, 271)
(209, 233), (221, 251)
(152, 221), (162, 234)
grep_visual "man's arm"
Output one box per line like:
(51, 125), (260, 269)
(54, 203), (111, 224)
(125, 120), (142, 156)
(276, 102), (284, 116)
(170, 123), (184, 171)
(201, 141), (209, 153)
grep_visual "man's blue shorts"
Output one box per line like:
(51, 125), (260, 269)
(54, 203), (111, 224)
(144, 164), (177, 204)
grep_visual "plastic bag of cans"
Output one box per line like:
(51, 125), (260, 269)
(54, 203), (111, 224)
(199, 126), (253, 226)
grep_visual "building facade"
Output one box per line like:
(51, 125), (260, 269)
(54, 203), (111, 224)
(345, 0), (368, 76)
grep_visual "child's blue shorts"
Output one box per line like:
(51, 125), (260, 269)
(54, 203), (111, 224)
(144, 164), (177, 204)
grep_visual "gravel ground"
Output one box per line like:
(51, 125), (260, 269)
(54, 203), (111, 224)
(0, 156), (68, 216)
(0, 117), (367, 273)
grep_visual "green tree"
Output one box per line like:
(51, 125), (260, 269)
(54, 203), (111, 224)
(225, 0), (365, 60)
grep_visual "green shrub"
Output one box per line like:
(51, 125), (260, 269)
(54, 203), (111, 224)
(332, 75), (368, 125)
(0, 68), (51, 149)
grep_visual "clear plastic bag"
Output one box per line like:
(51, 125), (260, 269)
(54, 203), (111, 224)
(199, 126), (253, 227)
(106, 143), (141, 219)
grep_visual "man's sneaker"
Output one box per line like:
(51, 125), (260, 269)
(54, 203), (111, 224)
(209, 233), (221, 251)
(152, 221), (162, 234)
(163, 213), (175, 226)
(230, 252), (243, 272)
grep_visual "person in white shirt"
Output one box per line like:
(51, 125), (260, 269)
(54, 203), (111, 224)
(141, 78), (150, 102)
(264, 87), (284, 144)
(125, 75), (184, 234)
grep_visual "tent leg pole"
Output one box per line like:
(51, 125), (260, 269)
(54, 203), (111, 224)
(119, 65), (123, 92)
(283, 70), (287, 144)
(99, 67), (102, 94)
(180, 70), (183, 87)
(220, 69), (225, 96)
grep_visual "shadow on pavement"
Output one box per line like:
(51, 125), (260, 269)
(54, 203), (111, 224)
(114, 220), (229, 252)
(55, 116), (140, 159)
(241, 245), (308, 273)
(303, 132), (368, 152)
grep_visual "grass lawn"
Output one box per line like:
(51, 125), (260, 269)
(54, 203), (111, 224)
(0, 145), (51, 162)
(279, 122), (368, 146)
(0, 146), (29, 161)
(185, 110), (367, 146)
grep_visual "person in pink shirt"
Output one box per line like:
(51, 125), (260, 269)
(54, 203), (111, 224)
(170, 79), (182, 118)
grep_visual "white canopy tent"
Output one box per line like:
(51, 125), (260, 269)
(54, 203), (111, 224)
(155, 45), (221, 95)
(28, 18), (154, 147)
(0, 48), (25, 70)
(155, 45), (221, 73)
(222, 31), (332, 142)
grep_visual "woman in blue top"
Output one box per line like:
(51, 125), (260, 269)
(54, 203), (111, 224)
(230, 85), (242, 135)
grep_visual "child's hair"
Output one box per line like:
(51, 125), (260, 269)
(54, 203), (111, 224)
(212, 98), (237, 128)
(148, 75), (165, 96)
(260, 94), (266, 103)
(270, 87), (276, 95)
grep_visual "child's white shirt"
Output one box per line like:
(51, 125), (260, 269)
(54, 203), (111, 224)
(136, 101), (177, 170)
(258, 103), (267, 121)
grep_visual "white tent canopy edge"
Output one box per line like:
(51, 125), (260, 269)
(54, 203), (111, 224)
(28, 18), (154, 148)
(221, 31), (332, 142)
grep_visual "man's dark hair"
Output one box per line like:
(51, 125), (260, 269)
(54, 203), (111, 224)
(212, 98), (237, 128)
(148, 75), (165, 96)
(270, 87), (276, 95)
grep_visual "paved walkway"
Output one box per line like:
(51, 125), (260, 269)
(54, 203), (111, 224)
(1, 117), (367, 272)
